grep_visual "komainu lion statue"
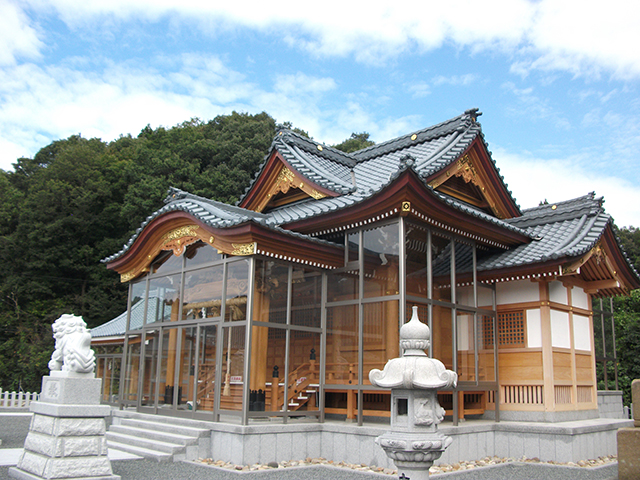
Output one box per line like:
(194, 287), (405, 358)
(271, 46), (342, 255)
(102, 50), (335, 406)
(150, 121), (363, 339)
(48, 314), (96, 374)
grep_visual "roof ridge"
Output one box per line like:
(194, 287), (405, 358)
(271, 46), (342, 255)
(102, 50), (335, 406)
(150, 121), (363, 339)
(351, 109), (480, 162)
(277, 129), (357, 168)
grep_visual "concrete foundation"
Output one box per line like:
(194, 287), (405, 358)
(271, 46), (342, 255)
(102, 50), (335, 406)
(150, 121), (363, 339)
(111, 410), (630, 468)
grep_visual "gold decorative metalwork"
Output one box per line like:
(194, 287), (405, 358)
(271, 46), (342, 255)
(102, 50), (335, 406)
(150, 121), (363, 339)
(402, 201), (411, 212)
(455, 155), (479, 185)
(121, 270), (137, 283)
(317, 145), (323, 151)
(231, 242), (256, 256)
(274, 166), (297, 195)
(411, 134), (417, 141)
(310, 189), (326, 200)
(161, 225), (200, 256)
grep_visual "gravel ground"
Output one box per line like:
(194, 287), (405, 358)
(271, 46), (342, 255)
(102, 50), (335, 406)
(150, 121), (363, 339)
(0, 415), (31, 449)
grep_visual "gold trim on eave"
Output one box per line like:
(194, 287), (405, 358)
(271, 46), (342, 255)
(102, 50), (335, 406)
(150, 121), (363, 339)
(232, 242), (257, 256)
(120, 270), (136, 283)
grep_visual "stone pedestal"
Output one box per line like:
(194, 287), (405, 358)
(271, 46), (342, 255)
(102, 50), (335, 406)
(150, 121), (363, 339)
(9, 372), (119, 480)
(617, 379), (640, 480)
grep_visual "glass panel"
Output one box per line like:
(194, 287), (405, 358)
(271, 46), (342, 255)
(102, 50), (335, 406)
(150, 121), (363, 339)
(456, 284), (475, 308)
(146, 274), (181, 324)
(326, 304), (359, 384)
(96, 358), (107, 402)
(327, 270), (358, 302)
(363, 301), (397, 385)
(109, 357), (121, 404)
(182, 266), (224, 320)
(477, 314), (496, 382)
(431, 234), (452, 303)
(454, 241), (474, 288)
(406, 226), (428, 299)
(432, 306), (453, 369)
(291, 268), (322, 328)
(152, 251), (183, 275)
(176, 326), (197, 411)
(456, 311), (476, 382)
(477, 283), (495, 309)
(348, 232), (359, 263)
(226, 260), (249, 321)
(250, 326), (285, 412)
(196, 325), (217, 412)
(288, 331), (321, 412)
(158, 328), (179, 409)
(129, 281), (147, 331)
(253, 260), (289, 324)
(220, 325), (246, 411)
(141, 330), (160, 406)
(185, 241), (223, 268)
(123, 335), (141, 405)
(363, 224), (399, 298)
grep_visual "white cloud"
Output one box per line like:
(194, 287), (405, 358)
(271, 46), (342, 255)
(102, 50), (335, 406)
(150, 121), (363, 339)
(21, 0), (640, 78)
(432, 74), (478, 86)
(0, 1), (43, 65)
(494, 147), (640, 228)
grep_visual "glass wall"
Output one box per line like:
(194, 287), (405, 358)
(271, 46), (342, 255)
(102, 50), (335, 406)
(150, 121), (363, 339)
(247, 260), (323, 421)
(324, 222), (401, 424)
(404, 222), (498, 424)
(119, 219), (497, 425)
(123, 241), (251, 419)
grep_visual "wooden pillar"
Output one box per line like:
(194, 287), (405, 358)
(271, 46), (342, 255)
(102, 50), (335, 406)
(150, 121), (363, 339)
(385, 301), (399, 360)
(250, 290), (269, 390)
(271, 366), (280, 411)
(567, 284), (578, 409)
(347, 389), (356, 420)
(539, 280), (556, 412)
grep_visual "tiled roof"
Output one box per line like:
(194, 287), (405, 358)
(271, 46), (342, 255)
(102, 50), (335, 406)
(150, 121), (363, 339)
(273, 131), (355, 195)
(90, 297), (155, 337)
(102, 188), (268, 263)
(476, 193), (614, 271)
(108, 110), (629, 273)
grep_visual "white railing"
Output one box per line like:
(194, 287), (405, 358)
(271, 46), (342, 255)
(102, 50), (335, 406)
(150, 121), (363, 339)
(0, 388), (39, 408)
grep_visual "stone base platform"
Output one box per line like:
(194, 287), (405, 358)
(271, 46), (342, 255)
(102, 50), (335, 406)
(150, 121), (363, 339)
(111, 410), (631, 469)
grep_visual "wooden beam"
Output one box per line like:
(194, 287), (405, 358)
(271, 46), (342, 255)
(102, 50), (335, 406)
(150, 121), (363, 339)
(583, 279), (620, 294)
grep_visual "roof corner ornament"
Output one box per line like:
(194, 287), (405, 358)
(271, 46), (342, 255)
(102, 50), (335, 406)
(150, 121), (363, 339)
(369, 306), (457, 479)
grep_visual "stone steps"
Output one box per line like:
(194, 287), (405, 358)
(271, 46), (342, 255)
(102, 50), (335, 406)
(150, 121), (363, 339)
(106, 411), (211, 462)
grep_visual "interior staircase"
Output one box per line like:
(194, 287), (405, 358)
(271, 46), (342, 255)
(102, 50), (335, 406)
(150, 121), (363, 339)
(106, 411), (211, 462)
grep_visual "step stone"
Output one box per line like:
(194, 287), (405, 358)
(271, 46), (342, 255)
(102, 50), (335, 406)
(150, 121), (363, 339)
(110, 424), (198, 446)
(106, 431), (184, 455)
(107, 440), (173, 463)
(119, 418), (209, 439)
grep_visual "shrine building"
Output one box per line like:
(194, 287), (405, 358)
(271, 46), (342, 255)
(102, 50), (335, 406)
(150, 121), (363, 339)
(92, 108), (639, 435)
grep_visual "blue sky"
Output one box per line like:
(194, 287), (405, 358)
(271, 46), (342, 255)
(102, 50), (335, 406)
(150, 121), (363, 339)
(2, 0), (640, 227)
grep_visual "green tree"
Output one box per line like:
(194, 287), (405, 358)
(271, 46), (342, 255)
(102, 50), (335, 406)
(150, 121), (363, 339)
(0, 111), (283, 391)
(333, 132), (375, 153)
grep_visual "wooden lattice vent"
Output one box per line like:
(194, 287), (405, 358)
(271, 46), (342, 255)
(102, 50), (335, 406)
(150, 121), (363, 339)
(483, 310), (526, 348)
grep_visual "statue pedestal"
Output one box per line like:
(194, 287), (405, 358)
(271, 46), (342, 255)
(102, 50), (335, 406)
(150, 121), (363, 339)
(9, 373), (119, 480)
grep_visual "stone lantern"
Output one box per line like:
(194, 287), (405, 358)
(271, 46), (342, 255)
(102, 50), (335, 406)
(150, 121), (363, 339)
(369, 306), (457, 480)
